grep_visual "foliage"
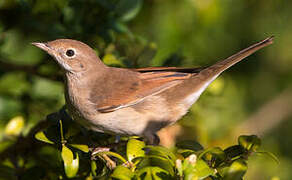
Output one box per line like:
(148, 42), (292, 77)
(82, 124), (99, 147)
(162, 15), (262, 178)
(0, 108), (276, 179)
(0, 0), (290, 179)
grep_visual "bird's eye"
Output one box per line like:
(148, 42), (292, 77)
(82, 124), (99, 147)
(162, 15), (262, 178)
(66, 49), (75, 57)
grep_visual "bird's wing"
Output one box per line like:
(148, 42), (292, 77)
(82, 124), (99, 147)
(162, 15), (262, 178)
(94, 36), (274, 113)
(93, 69), (194, 113)
(134, 66), (204, 73)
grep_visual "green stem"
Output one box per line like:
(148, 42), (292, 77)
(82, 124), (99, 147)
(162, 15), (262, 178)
(59, 120), (65, 144)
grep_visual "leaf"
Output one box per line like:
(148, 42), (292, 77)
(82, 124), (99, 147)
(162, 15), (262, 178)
(224, 145), (245, 160)
(115, 0), (142, 21)
(182, 155), (214, 180)
(91, 161), (97, 177)
(177, 149), (196, 157)
(199, 147), (226, 167)
(35, 131), (54, 145)
(176, 140), (204, 151)
(238, 135), (261, 152)
(194, 160), (214, 179)
(111, 165), (134, 180)
(70, 144), (89, 153)
(222, 160), (247, 180)
(61, 145), (79, 178)
(4, 116), (24, 136)
(127, 138), (145, 162)
(137, 155), (175, 176)
(145, 146), (177, 164)
(102, 53), (125, 67)
(137, 166), (170, 180)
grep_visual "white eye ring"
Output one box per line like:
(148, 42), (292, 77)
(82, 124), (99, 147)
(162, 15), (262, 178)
(65, 49), (76, 58)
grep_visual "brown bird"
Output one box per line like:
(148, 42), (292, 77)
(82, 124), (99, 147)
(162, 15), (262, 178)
(32, 36), (273, 144)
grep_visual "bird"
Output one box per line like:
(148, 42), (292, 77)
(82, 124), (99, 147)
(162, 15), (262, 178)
(32, 36), (274, 144)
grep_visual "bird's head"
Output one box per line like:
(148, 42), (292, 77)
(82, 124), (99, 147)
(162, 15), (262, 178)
(32, 39), (105, 73)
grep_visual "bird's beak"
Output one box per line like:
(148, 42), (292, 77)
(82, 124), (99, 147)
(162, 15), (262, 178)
(31, 42), (53, 54)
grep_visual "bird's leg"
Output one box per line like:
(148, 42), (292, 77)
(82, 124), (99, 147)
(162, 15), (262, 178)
(91, 147), (116, 169)
(91, 147), (111, 157)
(90, 135), (122, 153)
(114, 135), (121, 143)
(145, 133), (160, 145)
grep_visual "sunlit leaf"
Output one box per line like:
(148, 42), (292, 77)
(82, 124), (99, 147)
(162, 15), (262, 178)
(91, 161), (97, 177)
(145, 146), (176, 164)
(35, 131), (54, 144)
(194, 160), (214, 179)
(222, 160), (247, 180)
(199, 147), (226, 166)
(4, 116), (24, 136)
(182, 155), (214, 180)
(61, 145), (79, 178)
(111, 165), (134, 180)
(137, 155), (175, 176)
(238, 135), (261, 152)
(127, 138), (145, 162)
(102, 53), (125, 67)
(137, 166), (170, 180)
(70, 144), (89, 153)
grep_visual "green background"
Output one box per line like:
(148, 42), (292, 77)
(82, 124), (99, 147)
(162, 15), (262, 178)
(0, 0), (291, 179)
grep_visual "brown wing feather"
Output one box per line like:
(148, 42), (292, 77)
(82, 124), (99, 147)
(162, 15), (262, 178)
(92, 68), (193, 113)
(134, 66), (204, 73)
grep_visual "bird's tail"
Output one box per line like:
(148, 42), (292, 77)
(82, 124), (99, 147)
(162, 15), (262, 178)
(201, 36), (274, 77)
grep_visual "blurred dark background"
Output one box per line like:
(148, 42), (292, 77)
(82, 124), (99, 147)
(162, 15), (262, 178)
(0, 0), (291, 179)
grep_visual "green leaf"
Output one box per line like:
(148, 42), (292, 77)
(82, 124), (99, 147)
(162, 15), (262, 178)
(199, 147), (226, 166)
(194, 160), (214, 179)
(115, 0), (142, 21)
(137, 166), (170, 180)
(176, 140), (204, 151)
(61, 145), (79, 178)
(127, 138), (145, 162)
(70, 144), (89, 153)
(221, 160), (247, 180)
(238, 135), (261, 152)
(224, 145), (245, 160)
(145, 146), (177, 164)
(182, 155), (214, 180)
(91, 161), (97, 177)
(102, 53), (125, 67)
(4, 116), (24, 136)
(35, 131), (54, 145)
(177, 149), (196, 157)
(137, 155), (175, 176)
(111, 165), (134, 180)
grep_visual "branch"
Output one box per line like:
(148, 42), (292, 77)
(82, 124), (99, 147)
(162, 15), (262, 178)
(233, 87), (292, 136)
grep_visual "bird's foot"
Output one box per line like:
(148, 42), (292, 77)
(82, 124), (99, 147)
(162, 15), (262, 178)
(91, 147), (117, 169)
(145, 133), (160, 145)
(91, 147), (111, 157)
